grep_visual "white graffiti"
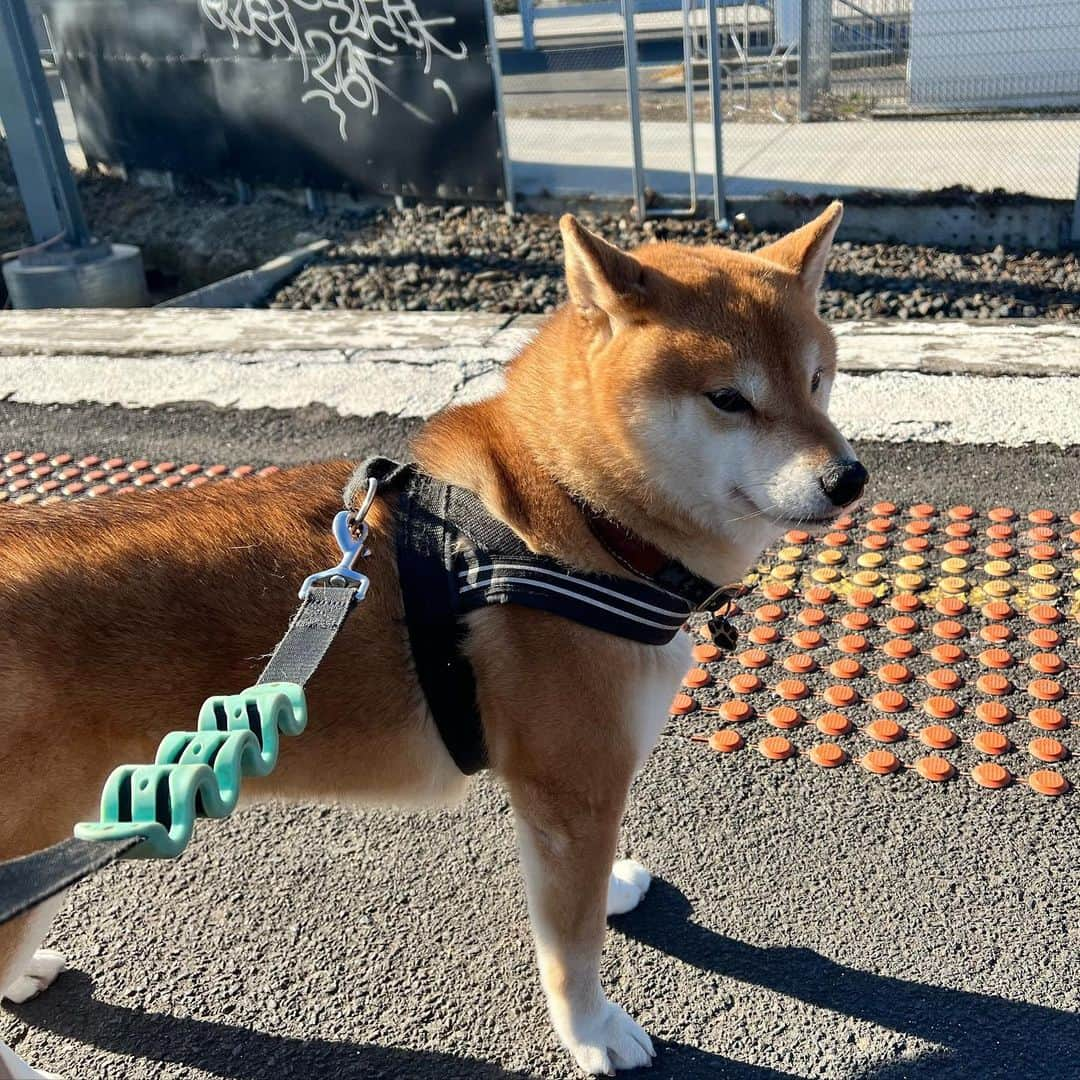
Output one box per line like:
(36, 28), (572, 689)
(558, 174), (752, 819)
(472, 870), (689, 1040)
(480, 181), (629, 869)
(199, 0), (468, 139)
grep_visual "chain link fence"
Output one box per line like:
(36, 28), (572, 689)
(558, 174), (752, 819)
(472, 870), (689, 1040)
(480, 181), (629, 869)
(495, 0), (1080, 206)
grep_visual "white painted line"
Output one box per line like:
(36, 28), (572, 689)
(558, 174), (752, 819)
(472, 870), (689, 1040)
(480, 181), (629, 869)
(830, 372), (1080, 448)
(0, 352), (1078, 445)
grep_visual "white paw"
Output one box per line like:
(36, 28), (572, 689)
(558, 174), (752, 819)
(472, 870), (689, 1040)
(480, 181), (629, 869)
(3, 949), (66, 1004)
(606, 859), (651, 917)
(0, 1037), (63, 1079)
(563, 999), (655, 1075)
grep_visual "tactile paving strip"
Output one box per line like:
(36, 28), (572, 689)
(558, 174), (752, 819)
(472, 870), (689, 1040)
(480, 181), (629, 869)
(680, 503), (1080, 797)
(0, 450), (278, 505)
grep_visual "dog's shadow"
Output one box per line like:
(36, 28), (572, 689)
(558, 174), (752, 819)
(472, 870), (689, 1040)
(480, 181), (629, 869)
(9, 967), (793, 1079)
(12, 879), (1078, 1078)
(610, 878), (1080, 1078)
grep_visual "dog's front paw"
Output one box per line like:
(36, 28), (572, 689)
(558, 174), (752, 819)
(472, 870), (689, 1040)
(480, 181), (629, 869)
(562, 999), (655, 1075)
(606, 859), (651, 917)
(3, 949), (66, 1004)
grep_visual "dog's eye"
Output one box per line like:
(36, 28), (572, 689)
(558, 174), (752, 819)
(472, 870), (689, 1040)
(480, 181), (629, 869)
(811, 369), (823, 393)
(706, 388), (752, 414)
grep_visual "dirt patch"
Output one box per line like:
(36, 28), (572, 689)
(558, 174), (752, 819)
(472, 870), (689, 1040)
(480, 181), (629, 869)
(0, 139), (367, 304)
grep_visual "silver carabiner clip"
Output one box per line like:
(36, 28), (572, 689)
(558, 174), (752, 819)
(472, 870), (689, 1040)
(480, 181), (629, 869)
(298, 506), (372, 601)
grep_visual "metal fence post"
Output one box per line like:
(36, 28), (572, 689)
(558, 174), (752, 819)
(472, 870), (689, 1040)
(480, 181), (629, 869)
(484, 0), (516, 215)
(520, 0), (536, 51)
(622, 0), (647, 221)
(0, 0), (89, 244)
(1073, 151), (1080, 244)
(798, 0), (812, 121)
(704, 0), (726, 224)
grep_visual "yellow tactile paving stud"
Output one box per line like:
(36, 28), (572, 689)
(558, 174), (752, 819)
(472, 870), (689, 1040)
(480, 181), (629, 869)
(686, 502), (1077, 796)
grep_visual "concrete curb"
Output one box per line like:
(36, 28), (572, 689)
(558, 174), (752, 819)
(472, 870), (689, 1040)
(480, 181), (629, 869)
(1, 310), (1078, 376)
(156, 239), (332, 309)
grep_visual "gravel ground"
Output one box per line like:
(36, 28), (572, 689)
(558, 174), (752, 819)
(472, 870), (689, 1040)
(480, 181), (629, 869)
(269, 205), (1080, 321)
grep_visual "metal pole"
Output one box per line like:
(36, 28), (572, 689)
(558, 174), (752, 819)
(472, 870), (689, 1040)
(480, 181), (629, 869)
(680, 0), (697, 215)
(520, 0), (536, 51)
(484, 0), (516, 215)
(1073, 151), (1080, 245)
(704, 0), (726, 225)
(798, 0), (811, 120)
(622, 0), (647, 221)
(0, 0), (90, 245)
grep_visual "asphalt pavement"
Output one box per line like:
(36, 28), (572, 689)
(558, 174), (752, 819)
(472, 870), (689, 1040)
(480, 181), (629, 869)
(1, 398), (1078, 1080)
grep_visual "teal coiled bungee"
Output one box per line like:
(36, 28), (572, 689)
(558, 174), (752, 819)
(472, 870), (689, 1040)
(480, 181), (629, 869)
(75, 682), (306, 858)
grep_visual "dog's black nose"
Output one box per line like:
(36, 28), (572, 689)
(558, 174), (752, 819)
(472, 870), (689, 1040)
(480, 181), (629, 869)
(820, 459), (868, 507)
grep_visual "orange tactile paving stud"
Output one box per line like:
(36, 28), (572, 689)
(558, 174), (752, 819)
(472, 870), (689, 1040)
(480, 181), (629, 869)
(809, 743), (847, 768)
(926, 668), (962, 692)
(729, 673), (763, 694)
(830, 658), (864, 680)
(981, 624), (1014, 644)
(865, 718), (906, 743)
(1028, 627), (1064, 649)
(767, 705), (804, 729)
(978, 648), (1014, 669)
(774, 679), (809, 702)
(842, 611), (873, 631)
(670, 693), (697, 715)
(1028, 770), (1070, 797)
(837, 634), (870, 654)
(983, 600), (1015, 621)
(976, 701), (1012, 725)
(915, 756), (956, 782)
(848, 588), (879, 609)
(824, 684), (859, 708)
(1028, 604), (1062, 625)
(1028, 737), (1068, 763)
(933, 620), (966, 640)
(717, 700), (754, 723)
(692, 642), (723, 663)
(683, 668), (713, 688)
(919, 724), (958, 749)
(931, 643), (967, 664)
(760, 581), (793, 601)
(791, 629), (825, 650)
(872, 690), (908, 713)
(1029, 653), (1065, 675)
(759, 736), (795, 761)
(817, 712), (853, 736)
(891, 594), (922, 614)
(797, 608), (829, 627)
(1028, 678), (1065, 702)
(973, 730), (1012, 756)
(749, 626), (781, 646)
(924, 696), (960, 720)
(883, 638), (918, 660)
(862, 749), (901, 775)
(977, 674), (1013, 697)
(878, 663), (912, 684)
(738, 649), (771, 669)
(709, 729), (744, 753)
(784, 654), (817, 675)
(1029, 708), (1067, 731)
(972, 762), (1013, 789)
(936, 596), (968, 617)
(755, 604), (785, 623)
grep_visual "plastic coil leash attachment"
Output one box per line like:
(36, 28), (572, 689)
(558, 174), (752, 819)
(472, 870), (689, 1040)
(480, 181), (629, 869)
(74, 682), (306, 858)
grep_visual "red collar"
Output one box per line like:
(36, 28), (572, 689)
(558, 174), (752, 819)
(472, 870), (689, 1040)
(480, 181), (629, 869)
(580, 502), (672, 580)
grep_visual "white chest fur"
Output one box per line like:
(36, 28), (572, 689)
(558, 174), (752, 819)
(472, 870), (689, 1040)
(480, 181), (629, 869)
(621, 632), (694, 770)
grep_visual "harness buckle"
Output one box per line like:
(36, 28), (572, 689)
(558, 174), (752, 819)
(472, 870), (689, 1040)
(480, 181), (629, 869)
(298, 477), (378, 600)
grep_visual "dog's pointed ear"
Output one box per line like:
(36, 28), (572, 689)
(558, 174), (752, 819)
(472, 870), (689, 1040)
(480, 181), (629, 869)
(756, 201), (843, 296)
(560, 214), (646, 322)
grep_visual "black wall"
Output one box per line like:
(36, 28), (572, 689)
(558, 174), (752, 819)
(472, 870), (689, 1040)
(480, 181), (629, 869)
(45, 0), (507, 200)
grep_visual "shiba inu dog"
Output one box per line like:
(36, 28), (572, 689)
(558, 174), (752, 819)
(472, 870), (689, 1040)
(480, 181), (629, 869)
(0, 201), (865, 1078)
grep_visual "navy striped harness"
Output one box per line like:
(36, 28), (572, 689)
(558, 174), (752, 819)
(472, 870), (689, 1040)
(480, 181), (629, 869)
(346, 458), (734, 775)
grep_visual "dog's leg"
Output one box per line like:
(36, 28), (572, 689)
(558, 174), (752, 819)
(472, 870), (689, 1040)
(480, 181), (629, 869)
(1, 896), (66, 1006)
(0, 896), (67, 1080)
(510, 779), (654, 1076)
